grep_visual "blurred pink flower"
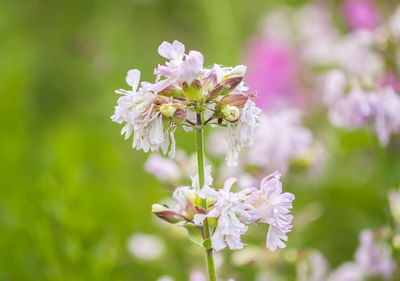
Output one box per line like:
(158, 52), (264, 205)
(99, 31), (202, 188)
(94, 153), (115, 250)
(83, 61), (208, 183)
(381, 72), (400, 92)
(342, 0), (380, 31)
(244, 38), (303, 109)
(355, 230), (396, 279)
(373, 87), (400, 146)
(190, 270), (206, 281)
(327, 229), (396, 281)
(247, 109), (313, 174)
(127, 233), (164, 260)
(145, 154), (181, 181)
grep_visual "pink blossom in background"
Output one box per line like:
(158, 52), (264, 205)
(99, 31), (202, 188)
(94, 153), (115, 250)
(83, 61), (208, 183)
(342, 0), (380, 31)
(190, 270), (206, 281)
(244, 38), (303, 110)
(381, 72), (400, 92)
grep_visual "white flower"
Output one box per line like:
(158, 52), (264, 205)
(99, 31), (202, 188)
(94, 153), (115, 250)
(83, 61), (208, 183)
(225, 100), (261, 167)
(112, 69), (177, 156)
(195, 178), (253, 251)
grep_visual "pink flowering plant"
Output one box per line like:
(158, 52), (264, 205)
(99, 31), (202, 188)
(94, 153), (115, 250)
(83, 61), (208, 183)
(111, 40), (294, 280)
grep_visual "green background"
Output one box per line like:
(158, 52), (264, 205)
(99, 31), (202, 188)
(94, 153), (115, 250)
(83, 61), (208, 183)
(1, 0), (399, 280)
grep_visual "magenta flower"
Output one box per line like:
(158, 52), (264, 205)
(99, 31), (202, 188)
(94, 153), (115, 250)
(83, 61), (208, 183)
(244, 38), (303, 109)
(342, 0), (380, 31)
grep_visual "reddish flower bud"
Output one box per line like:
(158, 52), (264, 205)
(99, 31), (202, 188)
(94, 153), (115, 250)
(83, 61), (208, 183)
(158, 85), (185, 99)
(152, 204), (187, 224)
(217, 94), (249, 110)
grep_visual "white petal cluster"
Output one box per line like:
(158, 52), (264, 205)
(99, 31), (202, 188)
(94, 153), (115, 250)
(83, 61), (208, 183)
(193, 169), (294, 252)
(243, 171), (295, 251)
(112, 69), (176, 156)
(225, 100), (261, 167)
(112, 40), (261, 161)
(195, 178), (253, 251)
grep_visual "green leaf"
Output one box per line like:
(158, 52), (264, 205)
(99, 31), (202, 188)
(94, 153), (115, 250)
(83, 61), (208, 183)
(184, 224), (204, 247)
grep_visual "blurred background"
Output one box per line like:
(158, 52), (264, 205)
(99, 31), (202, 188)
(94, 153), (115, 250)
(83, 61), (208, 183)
(1, 0), (399, 280)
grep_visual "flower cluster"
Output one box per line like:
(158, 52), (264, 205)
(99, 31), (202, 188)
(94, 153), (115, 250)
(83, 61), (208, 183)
(153, 167), (294, 252)
(256, 2), (400, 146)
(296, 229), (396, 281)
(323, 71), (400, 145)
(318, 5), (400, 146)
(112, 40), (261, 166)
(328, 230), (396, 281)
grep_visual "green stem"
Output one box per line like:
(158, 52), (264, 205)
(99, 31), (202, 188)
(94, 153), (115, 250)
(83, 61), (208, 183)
(196, 112), (216, 281)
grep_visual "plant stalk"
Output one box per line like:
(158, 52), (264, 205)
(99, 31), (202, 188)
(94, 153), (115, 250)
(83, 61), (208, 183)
(195, 112), (216, 281)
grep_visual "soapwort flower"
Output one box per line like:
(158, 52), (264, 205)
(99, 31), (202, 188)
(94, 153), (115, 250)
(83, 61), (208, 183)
(153, 166), (295, 252)
(112, 40), (261, 165)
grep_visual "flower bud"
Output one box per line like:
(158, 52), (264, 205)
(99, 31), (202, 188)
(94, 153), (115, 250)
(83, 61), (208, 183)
(224, 65), (247, 79)
(152, 204), (185, 224)
(160, 104), (177, 118)
(208, 77), (243, 100)
(202, 70), (217, 92)
(173, 108), (186, 123)
(217, 94), (249, 110)
(182, 79), (204, 101)
(221, 105), (240, 122)
(158, 85), (185, 99)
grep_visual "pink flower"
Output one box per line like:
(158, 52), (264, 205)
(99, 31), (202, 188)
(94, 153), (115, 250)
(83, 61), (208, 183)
(373, 87), (400, 146)
(244, 38), (303, 109)
(149, 40), (204, 93)
(342, 0), (380, 31)
(190, 270), (206, 281)
(327, 262), (364, 281)
(145, 154), (181, 181)
(127, 233), (164, 260)
(332, 89), (376, 129)
(355, 230), (396, 279)
(245, 171), (295, 251)
(327, 229), (396, 281)
(158, 40), (185, 60)
(381, 72), (400, 92)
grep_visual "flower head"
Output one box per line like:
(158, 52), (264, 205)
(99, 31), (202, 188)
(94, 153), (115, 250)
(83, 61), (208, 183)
(112, 41), (261, 162)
